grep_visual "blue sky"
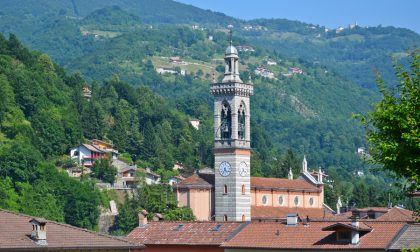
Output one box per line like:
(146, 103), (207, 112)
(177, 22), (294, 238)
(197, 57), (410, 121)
(176, 0), (420, 34)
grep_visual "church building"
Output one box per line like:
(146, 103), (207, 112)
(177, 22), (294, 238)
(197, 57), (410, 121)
(174, 40), (329, 221)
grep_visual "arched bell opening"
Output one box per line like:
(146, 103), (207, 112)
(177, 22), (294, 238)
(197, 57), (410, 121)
(238, 102), (246, 140)
(220, 101), (232, 139)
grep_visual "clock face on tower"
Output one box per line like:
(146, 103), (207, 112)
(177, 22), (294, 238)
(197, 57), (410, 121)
(239, 162), (248, 176)
(219, 161), (231, 177)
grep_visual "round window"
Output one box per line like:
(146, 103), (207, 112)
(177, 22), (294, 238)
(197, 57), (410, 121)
(262, 195), (267, 205)
(278, 196), (283, 205)
(309, 197), (314, 206)
(294, 196), (299, 206)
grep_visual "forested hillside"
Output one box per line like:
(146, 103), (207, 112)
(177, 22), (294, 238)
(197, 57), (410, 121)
(0, 0), (418, 212)
(241, 19), (420, 90)
(0, 34), (216, 228)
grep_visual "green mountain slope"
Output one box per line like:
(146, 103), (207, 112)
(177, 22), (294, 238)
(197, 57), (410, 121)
(0, 4), (377, 172)
(0, 34), (223, 226)
(241, 19), (420, 90)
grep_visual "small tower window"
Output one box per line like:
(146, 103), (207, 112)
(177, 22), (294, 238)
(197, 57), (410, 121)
(223, 184), (228, 194)
(262, 195), (268, 205)
(241, 184), (245, 195)
(294, 196), (299, 206)
(223, 215), (228, 221)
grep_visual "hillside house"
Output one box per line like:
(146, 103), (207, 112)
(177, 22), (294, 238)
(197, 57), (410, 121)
(265, 59), (277, 66)
(255, 67), (275, 79)
(70, 139), (118, 167)
(289, 67), (303, 75)
(169, 57), (186, 64)
(156, 67), (186, 75)
(237, 45), (255, 52)
(168, 175), (185, 186)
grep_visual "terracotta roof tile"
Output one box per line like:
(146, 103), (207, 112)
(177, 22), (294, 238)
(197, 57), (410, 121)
(376, 207), (416, 222)
(0, 209), (143, 250)
(330, 207), (416, 222)
(127, 221), (244, 245)
(251, 177), (319, 191)
(222, 221), (405, 249)
(252, 206), (335, 220)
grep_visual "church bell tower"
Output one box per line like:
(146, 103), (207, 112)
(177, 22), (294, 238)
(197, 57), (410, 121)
(211, 35), (253, 221)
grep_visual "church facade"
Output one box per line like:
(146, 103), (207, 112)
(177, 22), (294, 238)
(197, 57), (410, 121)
(174, 40), (327, 221)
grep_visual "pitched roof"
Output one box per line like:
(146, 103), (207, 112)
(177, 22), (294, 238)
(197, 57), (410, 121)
(0, 209), (143, 251)
(175, 174), (319, 191)
(331, 207), (416, 222)
(322, 222), (372, 232)
(174, 174), (213, 189)
(251, 177), (320, 191)
(251, 206), (335, 220)
(127, 221), (245, 246)
(222, 221), (406, 249)
(81, 143), (105, 153)
(389, 224), (420, 250)
(375, 207), (416, 222)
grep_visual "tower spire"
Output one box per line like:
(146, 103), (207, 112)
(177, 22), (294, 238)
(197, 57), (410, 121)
(302, 155), (308, 173)
(228, 24), (233, 46)
(288, 167), (293, 180)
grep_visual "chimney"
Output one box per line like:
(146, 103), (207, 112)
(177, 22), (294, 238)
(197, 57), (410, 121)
(351, 215), (360, 245)
(29, 219), (47, 245)
(138, 210), (148, 226)
(286, 214), (298, 226)
(336, 196), (343, 214)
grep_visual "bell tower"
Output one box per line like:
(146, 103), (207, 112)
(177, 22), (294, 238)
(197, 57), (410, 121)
(210, 34), (253, 222)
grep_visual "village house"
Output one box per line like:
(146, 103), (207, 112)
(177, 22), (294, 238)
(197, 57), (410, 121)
(111, 159), (161, 188)
(70, 139), (118, 167)
(289, 67), (303, 74)
(236, 45), (255, 52)
(254, 66), (275, 79)
(168, 175), (185, 186)
(0, 209), (144, 251)
(264, 59), (277, 66)
(156, 67), (186, 75)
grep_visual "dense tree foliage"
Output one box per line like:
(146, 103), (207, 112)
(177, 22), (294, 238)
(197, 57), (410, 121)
(359, 51), (420, 190)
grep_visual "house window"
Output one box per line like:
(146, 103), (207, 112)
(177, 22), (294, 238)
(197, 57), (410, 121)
(278, 196), (284, 206)
(294, 196), (299, 206)
(262, 195), (268, 205)
(223, 215), (228, 221)
(309, 197), (314, 206)
(223, 185), (228, 194)
(337, 231), (351, 241)
(241, 184), (245, 195)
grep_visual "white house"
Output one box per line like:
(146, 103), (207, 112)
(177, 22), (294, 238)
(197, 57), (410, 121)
(70, 144), (106, 167)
